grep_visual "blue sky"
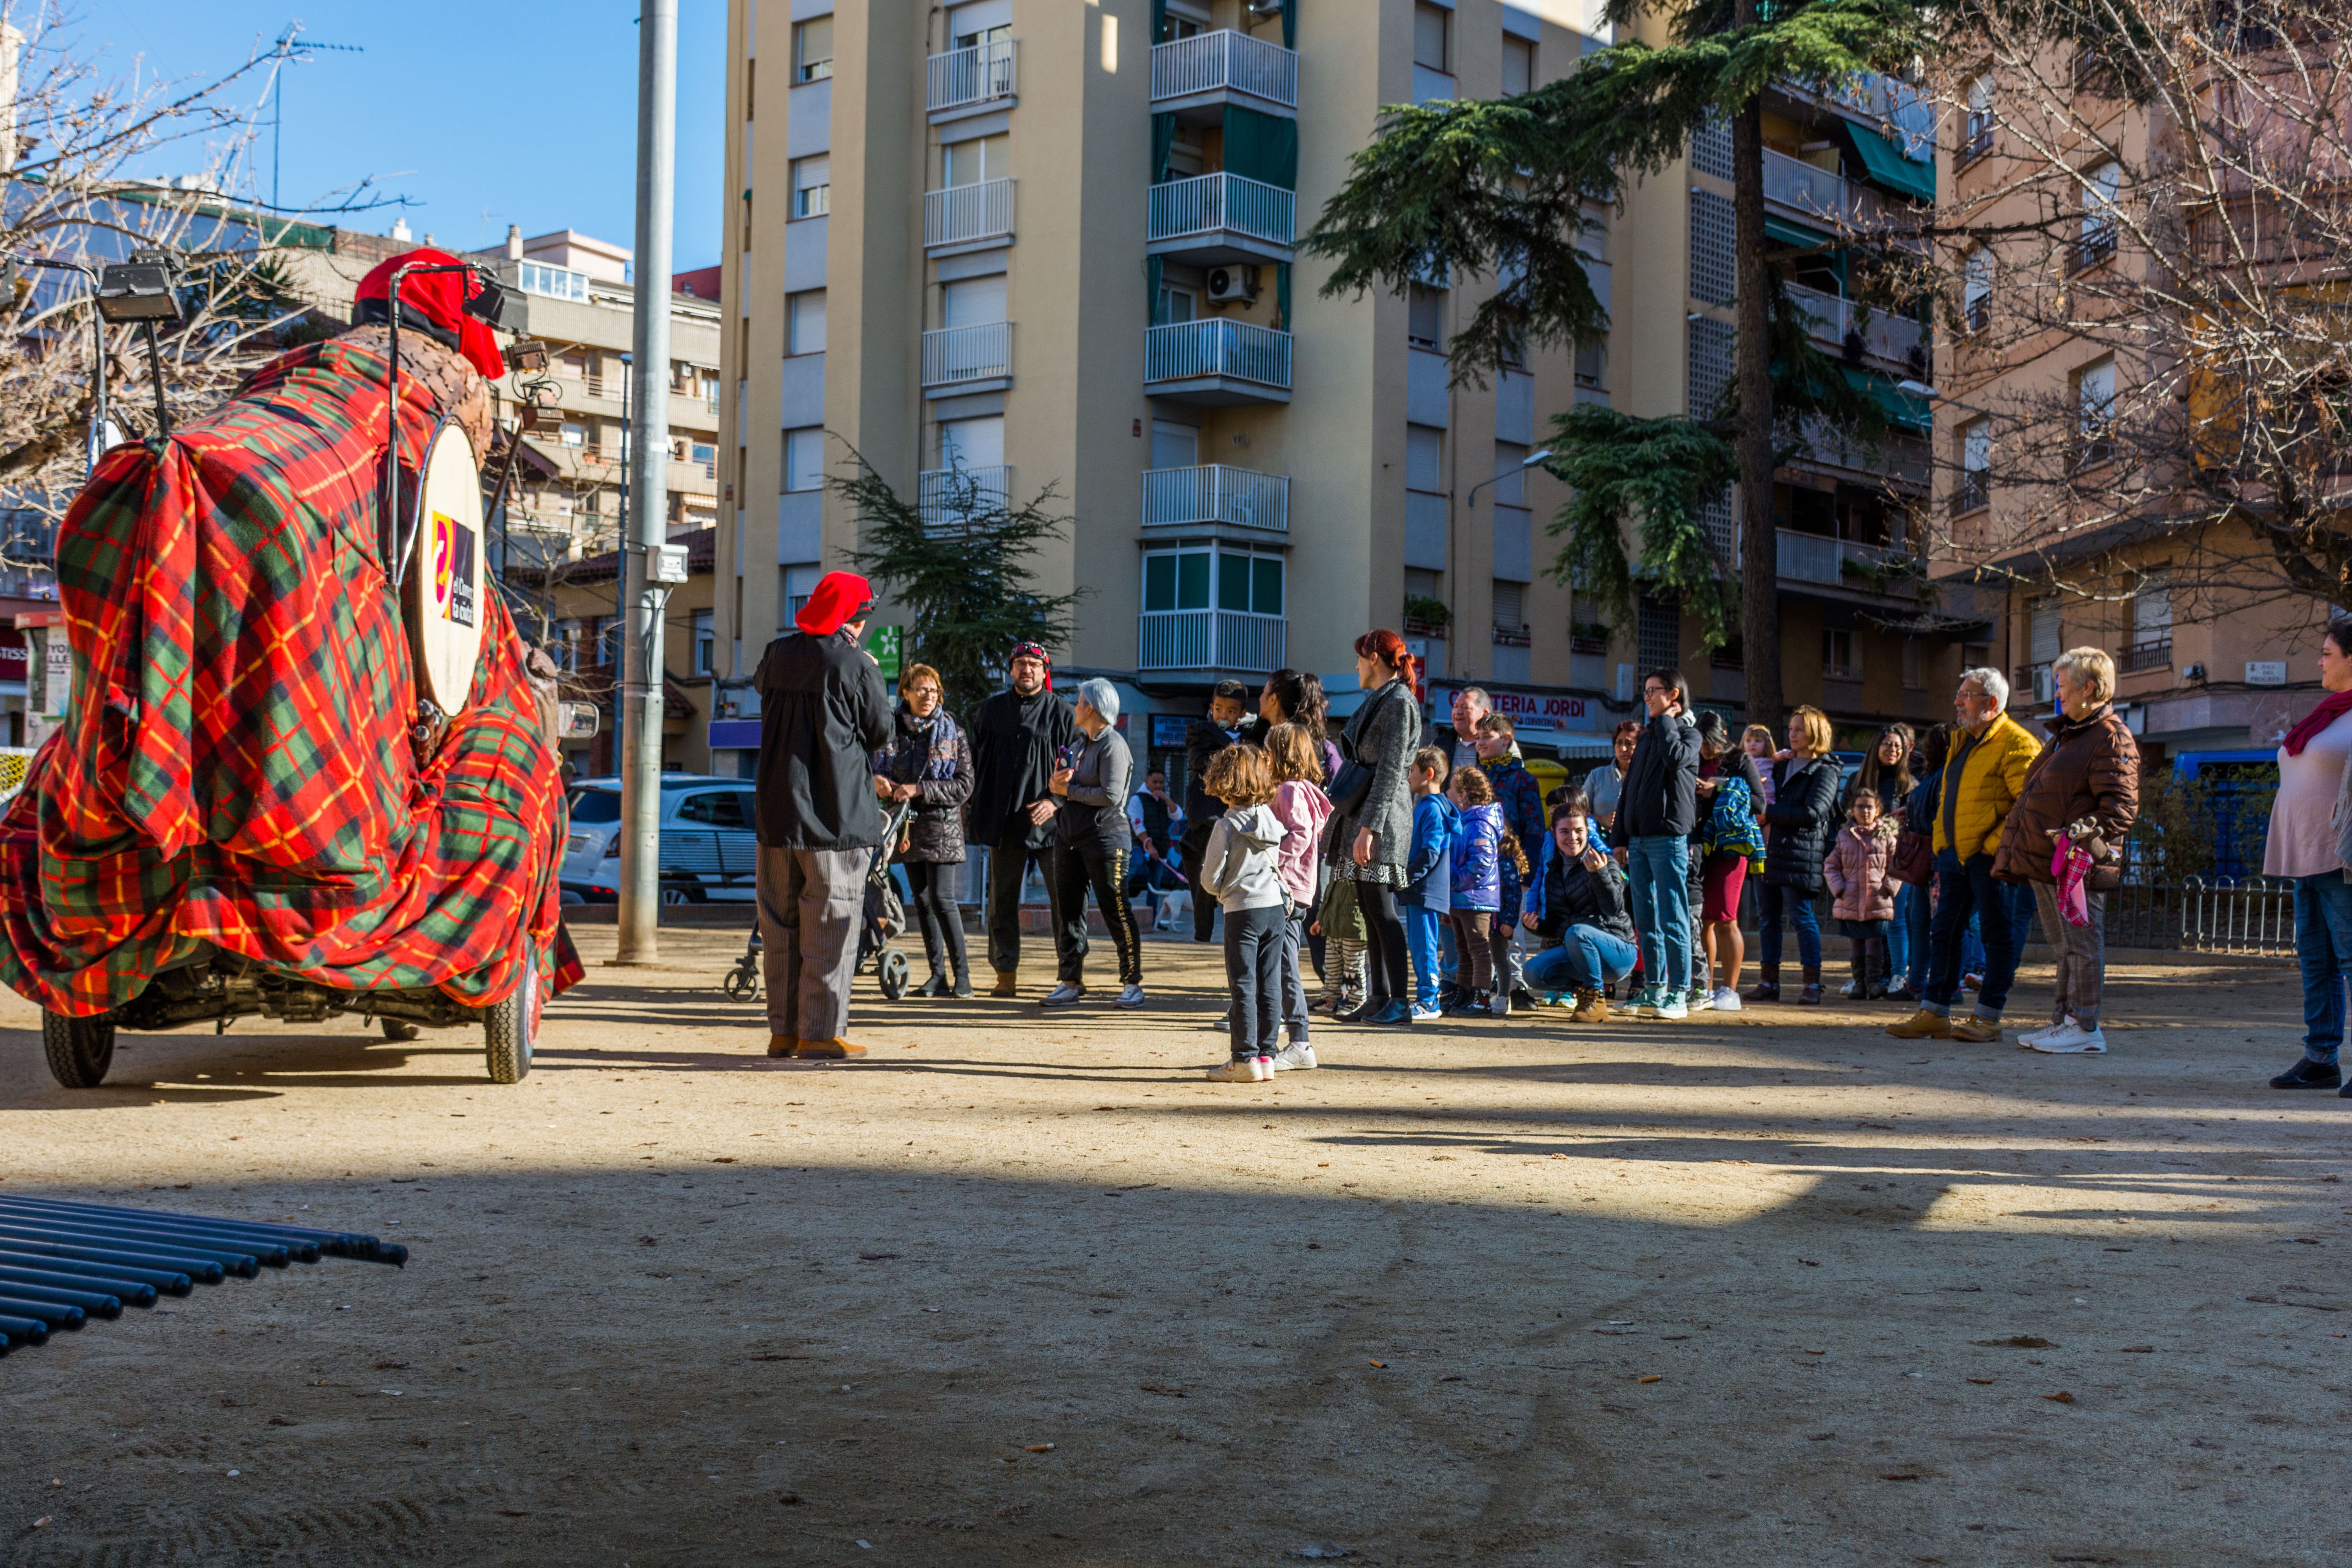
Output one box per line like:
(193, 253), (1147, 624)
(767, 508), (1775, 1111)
(73, 1), (728, 271)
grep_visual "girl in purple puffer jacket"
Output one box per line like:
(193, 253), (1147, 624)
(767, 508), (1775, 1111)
(1447, 767), (1504, 1016)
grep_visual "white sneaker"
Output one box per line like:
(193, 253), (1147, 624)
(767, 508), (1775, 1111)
(2026, 1022), (2107, 1054)
(1410, 1002), (1443, 1021)
(1688, 987), (1715, 1011)
(1710, 986), (1743, 1012)
(1270, 1043), (1318, 1071)
(1205, 1056), (1272, 1082)
(1040, 982), (1086, 1007)
(1116, 983), (1147, 1009)
(1655, 992), (1689, 1020)
(2018, 1016), (2078, 1047)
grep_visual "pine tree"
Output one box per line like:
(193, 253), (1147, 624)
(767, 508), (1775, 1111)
(839, 455), (1082, 723)
(1304, 0), (1929, 726)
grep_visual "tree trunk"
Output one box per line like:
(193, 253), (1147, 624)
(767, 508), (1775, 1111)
(1730, 34), (1779, 731)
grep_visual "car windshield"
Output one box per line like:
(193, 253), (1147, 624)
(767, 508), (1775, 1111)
(568, 790), (622, 824)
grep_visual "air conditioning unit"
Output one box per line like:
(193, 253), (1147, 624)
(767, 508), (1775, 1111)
(1205, 265), (1259, 304)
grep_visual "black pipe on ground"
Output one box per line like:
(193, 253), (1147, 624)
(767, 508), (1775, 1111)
(0, 1214), (286, 1269)
(0, 1276), (125, 1316)
(0, 1239), (223, 1286)
(0, 1250), (191, 1295)
(0, 1296), (85, 1330)
(0, 1196), (403, 1265)
(0, 1224), (254, 1279)
(0, 1313), (50, 1347)
(0, 1201), (316, 1263)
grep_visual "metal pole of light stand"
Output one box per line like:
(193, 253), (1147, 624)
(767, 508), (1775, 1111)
(614, 0), (678, 965)
(138, 321), (171, 436)
(614, 352), (631, 764)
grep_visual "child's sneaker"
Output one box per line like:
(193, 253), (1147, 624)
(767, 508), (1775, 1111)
(1634, 986), (1662, 1019)
(1710, 985), (1743, 1012)
(1687, 985), (1713, 1011)
(1410, 1001), (1443, 1021)
(1270, 1043), (1318, 1071)
(1205, 1056), (1272, 1082)
(1655, 991), (1690, 1020)
(1487, 991), (1512, 1018)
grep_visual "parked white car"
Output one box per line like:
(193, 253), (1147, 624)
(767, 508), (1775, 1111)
(561, 774), (760, 904)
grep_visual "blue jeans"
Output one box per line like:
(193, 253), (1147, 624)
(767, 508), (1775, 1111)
(1896, 882), (1931, 990)
(1887, 883), (1916, 986)
(1925, 851), (2024, 1018)
(1405, 905), (1446, 1009)
(2293, 873), (2352, 1064)
(1758, 881), (1821, 973)
(1627, 835), (1693, 992)
(1525, 926), (1640, 992)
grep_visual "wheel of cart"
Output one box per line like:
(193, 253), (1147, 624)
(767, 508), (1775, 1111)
(40, 1011), (116, 1089)
(481, 944), (542, 1085)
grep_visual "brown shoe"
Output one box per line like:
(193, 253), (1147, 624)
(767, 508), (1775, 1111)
(794, 1038), (869, 1059)
(766, 1033), (795, 1057)
(1568, 989), (1610, 1024)
(991, 972), (1019, 998)
(1949, 1014), (2003, 1044)
(1884, 1008), (1953, 1040)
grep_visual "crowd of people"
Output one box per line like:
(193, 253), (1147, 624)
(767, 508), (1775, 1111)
(747, 575), (2350, 1094)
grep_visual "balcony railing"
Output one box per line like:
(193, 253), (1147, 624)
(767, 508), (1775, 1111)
(1784, 282), (1925, 366)
(1146, 172), (1295, 253)
(2068, 225), (2118, 275)
(1959, 117), (1994, 166)
(1762, 147), (1886, 230)
(1138, 608), (1287, 673)
(2123, 638), (2173, 673)
(1775, 529), (1911, 588)
(924, 178), (1016, 250)
(1149, 30), (1298, 111)
(1142, 464), (1289, 532)
(1954, 471), (1991, 514)
(1143, 319), (1292, 392)
(927, 39), (1018, 114)
(918, 465), (1014, 530)
(920, 321), (1013, 389)
(1965, 296), (1990, 335)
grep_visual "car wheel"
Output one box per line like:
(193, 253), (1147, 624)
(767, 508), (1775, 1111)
(484, 946), (541, 1085)
(41, 1010), (116, 1089)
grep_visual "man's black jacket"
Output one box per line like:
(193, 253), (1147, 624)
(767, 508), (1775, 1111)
(967, 685), (1078, 851)
(752, 628), (894, 851)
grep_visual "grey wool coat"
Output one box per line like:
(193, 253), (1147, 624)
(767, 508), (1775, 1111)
(1337, 677), (1419, 883)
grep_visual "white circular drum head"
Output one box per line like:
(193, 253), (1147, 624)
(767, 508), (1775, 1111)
(407, 421), (487, 713)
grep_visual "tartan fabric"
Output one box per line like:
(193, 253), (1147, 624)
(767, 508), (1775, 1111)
(0, 332), (571, 1016)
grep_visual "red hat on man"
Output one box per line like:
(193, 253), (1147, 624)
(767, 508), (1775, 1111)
(353, 248), (507, 380)
(795, 570), (877, 637)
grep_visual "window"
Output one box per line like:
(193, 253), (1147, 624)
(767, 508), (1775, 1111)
(1143, 548), (1211, 613)
(1492, 581), (1526, 641)
(2076, 356), (2116, 466)
(1412, 3), (1450, 72)
(2128, 569), (2172, 670)
(691, 442), (717, 478)
(1405, 424), (1445, 493)
(677, 789), (750, 827)
(560, 422), (586, 448)
(1956, 417), (1990, 513)
(782, 564), (822, 630)
(690, 610), (715, 675)
(784, 427), (826, 492)
(1492, 441), (1528, 505)
(792, 156), (831, 218)
(941, 134), (1008, 189)
(938, 414), (1004, 471)
(1822, 628), (1858, 679)
(1575, 337), (1606, 390)
(795, 17), (833, 82)
(2074, 162), (2118, 271)
(1961, 73), (1994, 163)
(940, 274), (1006, 328)
(1154, 283), (1196, 326)
(1143, 547), (1281, 616)
(1407, 284), (1445, 350)
(1637, 596), (1679, 674)
(1218, 549), (1284, 616)
(1964, 247), (1993, 334)
(1502, 35), (1535, 96)
(1150, 419), (1198, 470)
(788, 289), (826, 355)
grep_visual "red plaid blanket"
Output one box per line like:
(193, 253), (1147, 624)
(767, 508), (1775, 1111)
(0, 333), (574, 1016)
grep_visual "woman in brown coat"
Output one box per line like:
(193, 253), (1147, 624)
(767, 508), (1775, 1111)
(1993, 646), (2139, 1054)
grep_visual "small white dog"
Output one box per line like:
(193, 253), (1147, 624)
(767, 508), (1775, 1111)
(1152, 887), (1191, 932)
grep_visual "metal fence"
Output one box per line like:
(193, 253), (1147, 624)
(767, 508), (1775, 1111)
(2103, 876), (2295, 957)
(924, 178), (1016, 250)
(1147, 172), (1295, 249)
(926, 39), (1018, 113)
(1149, 30), (1298, 109)
(1143, 319), (1292, 391)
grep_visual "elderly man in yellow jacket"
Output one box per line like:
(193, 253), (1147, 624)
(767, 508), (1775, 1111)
(1889, 667), (2043, 1042)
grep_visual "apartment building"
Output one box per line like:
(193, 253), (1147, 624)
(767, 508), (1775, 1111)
(715, 0), (1650, 779)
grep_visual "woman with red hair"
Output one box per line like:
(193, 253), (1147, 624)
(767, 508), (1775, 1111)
(1330, 630), (1420, 1024)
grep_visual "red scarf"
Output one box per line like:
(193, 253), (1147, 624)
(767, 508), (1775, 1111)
(2284, 690), (2352, 756)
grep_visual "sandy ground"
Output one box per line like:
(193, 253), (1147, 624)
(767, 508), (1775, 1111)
(1, 920), (2347, 1567)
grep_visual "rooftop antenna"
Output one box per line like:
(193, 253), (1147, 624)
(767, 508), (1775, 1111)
(269, 24), (365, 212)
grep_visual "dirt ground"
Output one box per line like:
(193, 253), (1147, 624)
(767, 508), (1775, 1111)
(1, 920), (2347, 1567)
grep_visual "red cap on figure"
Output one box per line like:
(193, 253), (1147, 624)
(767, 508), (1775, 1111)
(354, 249), (507, 380)
(795, 571), (877, 637)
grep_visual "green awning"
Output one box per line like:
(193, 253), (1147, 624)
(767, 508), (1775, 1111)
(1843, 365), (1930, 432)
(1765, 214), (1835, 250)
(1844, 123), (1936, 204)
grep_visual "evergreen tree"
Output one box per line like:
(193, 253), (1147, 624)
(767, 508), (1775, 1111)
(1304, 0), (1928, 725)
(839, 454), (1082, 722)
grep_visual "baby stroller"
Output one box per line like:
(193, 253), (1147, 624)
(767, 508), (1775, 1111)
(722, 800), (915, 1002)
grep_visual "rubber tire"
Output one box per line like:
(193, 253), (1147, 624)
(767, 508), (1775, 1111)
(722, 965), (759, 1002)
(380, 1018), (421, 1042)
(877, 949), (911, 1001)
(484, 946), (540, 1085)
(42, 1011), (116, 1089)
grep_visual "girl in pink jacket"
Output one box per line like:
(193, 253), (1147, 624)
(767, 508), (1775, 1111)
(1267, 724), (1334, 1067)
(1824, 791), (1901, 1000)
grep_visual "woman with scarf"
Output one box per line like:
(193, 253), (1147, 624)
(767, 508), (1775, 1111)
(873, 662), (976, 996)
(2263, 615), (2352, 1091)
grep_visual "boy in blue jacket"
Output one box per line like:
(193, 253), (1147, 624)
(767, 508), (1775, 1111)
(1402, 746), (1456, 1021)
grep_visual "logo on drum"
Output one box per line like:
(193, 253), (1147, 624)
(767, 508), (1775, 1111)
(431, 511), (478, 629)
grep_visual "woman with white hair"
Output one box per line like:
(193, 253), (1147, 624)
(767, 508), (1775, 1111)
(1043, 677), (1147, 1008)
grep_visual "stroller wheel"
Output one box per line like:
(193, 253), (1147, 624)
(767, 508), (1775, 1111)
(877, 949), (911, 1000)
(722, 965), (759, 1002)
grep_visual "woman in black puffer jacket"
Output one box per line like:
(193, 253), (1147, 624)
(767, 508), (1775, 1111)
(871, 662), (975, 996)
(1747, 704), (1842, 1006)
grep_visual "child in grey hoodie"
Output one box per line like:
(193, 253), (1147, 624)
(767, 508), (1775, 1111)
(1197, 743), (1290, 1082)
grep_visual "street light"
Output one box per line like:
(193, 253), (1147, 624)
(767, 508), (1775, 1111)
(94, 249), (185, 438)
(1465, 448), (1553, 510)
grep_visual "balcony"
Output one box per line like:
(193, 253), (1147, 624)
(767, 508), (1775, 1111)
(1143, 319), (1291, 405)
(2123, 638), (2173, 673)
(918, 465), (1014, 531)
(1953, 471), (1991, 515)
(925, 178), (1016, 254)
(1138, 608), (1287, 674)
(1785, 282), (1926, 371)
(1149, 30), (1297, 122)
(2067, 225), (2118, 276)
(1142, 464), (1288, 533)
(1958, 116), (1994, 167)
(920, 321), (1013, 395)
(1146, 172), (1295, 265)
(1763, 147), (1887, 232)
(927, 39), (1017, 120)
(1775, 529), (1917, 595)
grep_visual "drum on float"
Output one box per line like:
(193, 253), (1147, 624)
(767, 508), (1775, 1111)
(403, 418), (487, 713)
